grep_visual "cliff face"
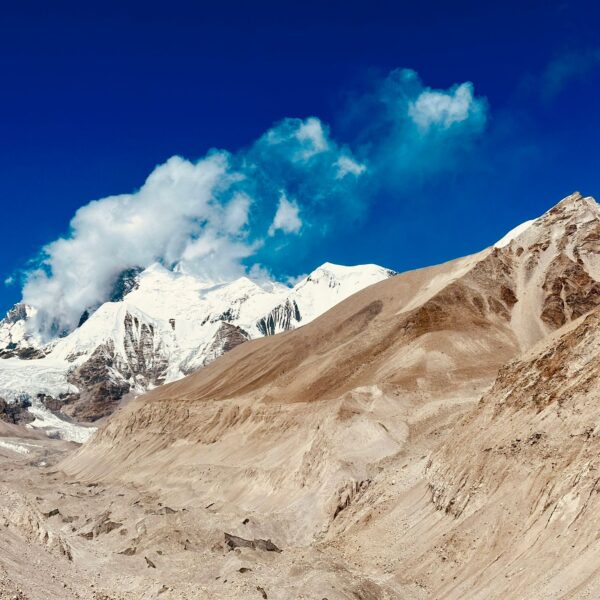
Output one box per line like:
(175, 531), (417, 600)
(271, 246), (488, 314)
(256, 298), (302, 336)
(0, 303), (45, 359)
(60, 311), (172, 422)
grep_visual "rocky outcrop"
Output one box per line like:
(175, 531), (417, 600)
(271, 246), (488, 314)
(119, 313), (169, 386)
(200, 323), (249, 368)
(109, 267), (142, 302)
(0, 303), (45, 359)
(414, 306), (600, 597)
(256, 299), (301, 336)
(0, 397), (33, 425)
(541, 253), (600, 328)
(0, 346), (46, 359)
(3, 304), (28, 325)
(65, 342), (131, 421)
(223, 533), (282, 553)
(61, 311), (171, 421)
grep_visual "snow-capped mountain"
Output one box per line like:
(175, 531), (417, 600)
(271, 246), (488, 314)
(0, 303), (44, 359)
(0, 262), (395, 433)
(256, 262), (397, 335)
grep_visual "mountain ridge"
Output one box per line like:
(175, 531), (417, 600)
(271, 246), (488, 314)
(0, 261), (395, 435)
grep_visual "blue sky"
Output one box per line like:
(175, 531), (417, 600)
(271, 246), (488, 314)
(2, 0), (600, 320)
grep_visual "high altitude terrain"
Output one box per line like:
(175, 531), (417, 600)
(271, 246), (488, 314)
(0, 262), (393, 439)
(2, 193), (600, 599)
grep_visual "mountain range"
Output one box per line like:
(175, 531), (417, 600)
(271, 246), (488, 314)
(3, 192), (600, 598)
(0, 261), (394, 437)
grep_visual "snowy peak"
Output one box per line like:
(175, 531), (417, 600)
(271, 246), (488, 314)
(0, 303), (44, 359)
(256, 263), (396, 336)
(300, 262), (395, 289)
(494, 220), (536, 248)
(0, 260), (395, 428)
(494, 192), (600, 250)
(3, 303), (30, 325)
(551, 190), (597, 212)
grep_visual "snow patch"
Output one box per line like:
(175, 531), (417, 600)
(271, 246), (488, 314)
(27, 399), (96, 443)
(0, 440), (31, 455)
(494, 219), (537, 248)
(0, 357), (77, 402)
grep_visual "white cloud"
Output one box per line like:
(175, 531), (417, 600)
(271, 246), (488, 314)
(285, 272), (307, 286)
(23, 153), (255, 335)
(335, 155), (367, 178)
(264, 116), (330, 162)
(294, 117), (330, 159)
(4, 276), (14, 286)
(268, 195), (302, 236)
(17, 69), (487, 338)
(408, 82), (485, 131)
(223, 192), (251, 233)
(21, 116), (352, 337)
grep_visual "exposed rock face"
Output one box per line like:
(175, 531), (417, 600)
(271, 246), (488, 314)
(3, 304), (28, 325)
(63, 312), (171, 421)
(109, 267), (142, 302)
(0, 397), (33, 425)
(65, 342), (131, 422)
(540, 254), (600, 328)
(0, 303), (44, 359)
(417, 306), (600, 597)
(76, 268), (143, 328)
(199, 322), (250, 369)
(120, 313), (169, 386)
(428, 307), (600, 517)
(256, 299), (301, 336)
(490, 192), (600, 348)
(223, 533), (282, 553)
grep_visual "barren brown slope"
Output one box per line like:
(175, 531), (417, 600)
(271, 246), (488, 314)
(411, 305), (600, 599)
(62, 244), (516, 544)
(68, 193), (600, 417)
(156, 251), (513, 401)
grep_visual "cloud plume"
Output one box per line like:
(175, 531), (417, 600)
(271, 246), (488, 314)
(20, 68), (488, 337)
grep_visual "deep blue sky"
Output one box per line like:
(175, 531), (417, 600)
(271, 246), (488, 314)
(2, 0), (600, 315)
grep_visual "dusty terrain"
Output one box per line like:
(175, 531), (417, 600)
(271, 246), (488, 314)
(3, 193), (600, 599)
(0, 387), (456, 599)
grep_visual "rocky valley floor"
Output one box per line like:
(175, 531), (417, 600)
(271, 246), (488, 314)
(0, 383), (478, 600)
